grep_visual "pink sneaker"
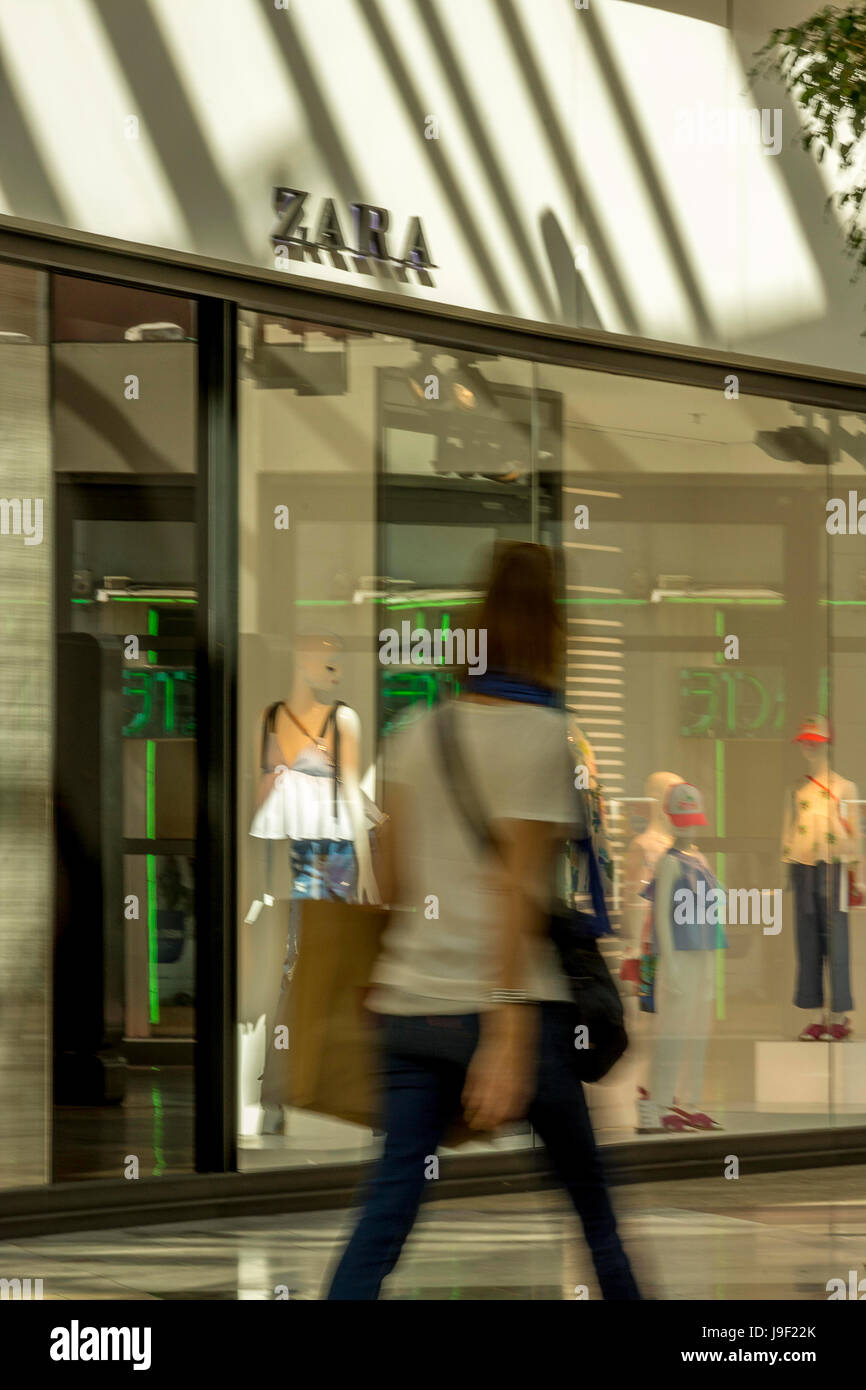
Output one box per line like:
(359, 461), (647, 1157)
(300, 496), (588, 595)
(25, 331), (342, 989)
(798, 1022), (825, 1041)
(671, 1106), (723, 1131)
(820, 1019), (852, 1041)
(660, 1111), (695, 1133)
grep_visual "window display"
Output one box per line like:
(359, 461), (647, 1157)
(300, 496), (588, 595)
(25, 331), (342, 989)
(237, 306), (866, 1176)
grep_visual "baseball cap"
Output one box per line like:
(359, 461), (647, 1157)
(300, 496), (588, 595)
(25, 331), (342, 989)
(794, 715), (832, 744)
(664, 781), (707, 827)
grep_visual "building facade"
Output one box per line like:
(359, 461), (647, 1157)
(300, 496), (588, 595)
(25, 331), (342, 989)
(1, 0), (865, 1233)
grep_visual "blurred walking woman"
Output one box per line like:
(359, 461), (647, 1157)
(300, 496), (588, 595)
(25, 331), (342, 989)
(326, 541), (640, 1300)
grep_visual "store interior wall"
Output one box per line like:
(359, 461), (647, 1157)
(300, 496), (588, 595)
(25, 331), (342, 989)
(236, 323), (394, 1033)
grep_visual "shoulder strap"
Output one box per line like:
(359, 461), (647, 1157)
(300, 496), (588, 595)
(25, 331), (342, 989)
(317, 700), (344, 820)
(433, 702), (502, 860)
(805, 774), (851, 833)
(435, 702), (611, 928)
(260, 701), (283, 770)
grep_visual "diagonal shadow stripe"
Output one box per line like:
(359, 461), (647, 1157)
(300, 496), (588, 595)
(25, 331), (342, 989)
(53, 358), (182, 474)
(259, 0), (408, 286)
(356, 0), (518, 313)
(496, 0), (640, 334)
(411, 0), (558, 323)
(0, 43), (66, 225)
(581, 5), (715, 341)
(257, 0), (366, 203)
(91, 0), (254, 263)
(541, 209), (602, 328)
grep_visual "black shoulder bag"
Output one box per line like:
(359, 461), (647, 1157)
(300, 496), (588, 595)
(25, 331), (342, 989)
(434, 701), (627, 1082)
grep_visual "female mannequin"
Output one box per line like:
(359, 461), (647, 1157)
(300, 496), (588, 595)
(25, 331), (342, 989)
(251, 633), (379, 910)
(249, 633), (379, 1134)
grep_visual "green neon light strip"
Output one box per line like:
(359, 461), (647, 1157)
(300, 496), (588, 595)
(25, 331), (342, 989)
(148, 607), (158, 665)
(715, 738), (726, 1023)
(72, 597), (198, 604)
(151, 1081), (165, 1176)
(162, 675), (175, 732)
(146, 852), (159, 1025)
(654, 597), (784, 605)
(715, 609), (724, 666)
(146, 740), (159, 1025)
(293, 596), (792, 610)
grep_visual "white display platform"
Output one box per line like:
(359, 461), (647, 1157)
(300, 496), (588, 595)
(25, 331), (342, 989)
(756, 1041), (866, 1105)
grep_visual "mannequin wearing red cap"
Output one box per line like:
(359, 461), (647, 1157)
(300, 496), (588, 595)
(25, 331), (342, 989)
(638, 782), (722, 1134)
(621, 771), (683, 976)
(782, 717), (862, 1042)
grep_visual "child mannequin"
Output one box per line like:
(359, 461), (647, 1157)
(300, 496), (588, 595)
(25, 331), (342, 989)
(638, 782), (722, 1135)
(782, 716), (862, 1042)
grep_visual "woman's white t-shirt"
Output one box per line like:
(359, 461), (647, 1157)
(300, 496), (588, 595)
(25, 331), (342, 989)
(368, 700), (582, 1015)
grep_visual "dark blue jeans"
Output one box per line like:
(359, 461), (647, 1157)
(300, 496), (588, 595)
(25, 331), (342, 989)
(791, 861), (853, 1011)
(326, 1003), (640, 1300)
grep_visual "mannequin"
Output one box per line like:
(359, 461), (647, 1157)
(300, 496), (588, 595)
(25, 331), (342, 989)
(638, 782), (722, 1135)
(565, 713), (613, 907)
(621, 771), (683, 967)
(782, 716), (862, 1042)
(248, 633), (380, 1134)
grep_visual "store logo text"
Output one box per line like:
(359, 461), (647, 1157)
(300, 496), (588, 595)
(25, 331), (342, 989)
(271, 188), (436, 281)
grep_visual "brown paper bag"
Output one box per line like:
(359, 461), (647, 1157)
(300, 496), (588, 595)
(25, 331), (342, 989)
(286, 898), (491, 1147)
(288, 899), (388, 1127)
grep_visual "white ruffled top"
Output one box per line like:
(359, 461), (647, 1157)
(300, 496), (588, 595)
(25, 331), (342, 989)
(250, 734), (354, 842)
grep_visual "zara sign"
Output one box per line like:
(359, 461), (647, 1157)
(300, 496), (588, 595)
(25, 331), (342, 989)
(270, 187), (436, 281)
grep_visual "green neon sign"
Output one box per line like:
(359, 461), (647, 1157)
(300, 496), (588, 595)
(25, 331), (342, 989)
(122, 668), (196, 738)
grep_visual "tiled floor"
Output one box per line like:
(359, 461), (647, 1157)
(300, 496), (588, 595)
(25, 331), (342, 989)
(1, 1164), (864, 1300)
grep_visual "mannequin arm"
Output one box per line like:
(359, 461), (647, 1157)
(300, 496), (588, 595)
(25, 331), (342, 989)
(567, 713), (613, 891)
(654, 852), (690, 994)
(335, 703), (380, 904)
(621, 840), (649, 954)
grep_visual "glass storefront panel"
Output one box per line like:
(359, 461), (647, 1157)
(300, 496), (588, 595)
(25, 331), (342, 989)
(51, 274), (198, 1182)
(238, 305), (866, 1170)
(828, 415), (866, 1122)
(534, 364), (848, 1140)
(237, 310), (387, 1167)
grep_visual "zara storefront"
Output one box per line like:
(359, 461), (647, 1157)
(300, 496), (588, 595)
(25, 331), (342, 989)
(2, 0), (866, 1235)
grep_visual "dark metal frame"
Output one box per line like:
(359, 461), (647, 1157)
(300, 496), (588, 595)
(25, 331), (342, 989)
(195, 298), (238, 1173)
(4, 215), (866, 1229)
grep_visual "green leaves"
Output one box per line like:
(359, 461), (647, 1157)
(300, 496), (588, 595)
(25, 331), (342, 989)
(751, 4), (866, 280)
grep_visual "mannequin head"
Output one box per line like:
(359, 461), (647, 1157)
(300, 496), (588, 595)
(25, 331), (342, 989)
(645, 771), (684, 836)
(664, 780), (707, 847)
(292, 632), (344, 706)
(794, 716), (831, 774)
(800, 740), (829, 773)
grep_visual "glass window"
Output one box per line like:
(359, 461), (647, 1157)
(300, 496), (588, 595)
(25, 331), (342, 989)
(237, 303), (865, 1176)
(52, 274), (198, 1183)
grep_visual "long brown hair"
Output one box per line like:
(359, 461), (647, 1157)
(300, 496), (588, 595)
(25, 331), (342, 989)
(473, 541), (565, 690)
